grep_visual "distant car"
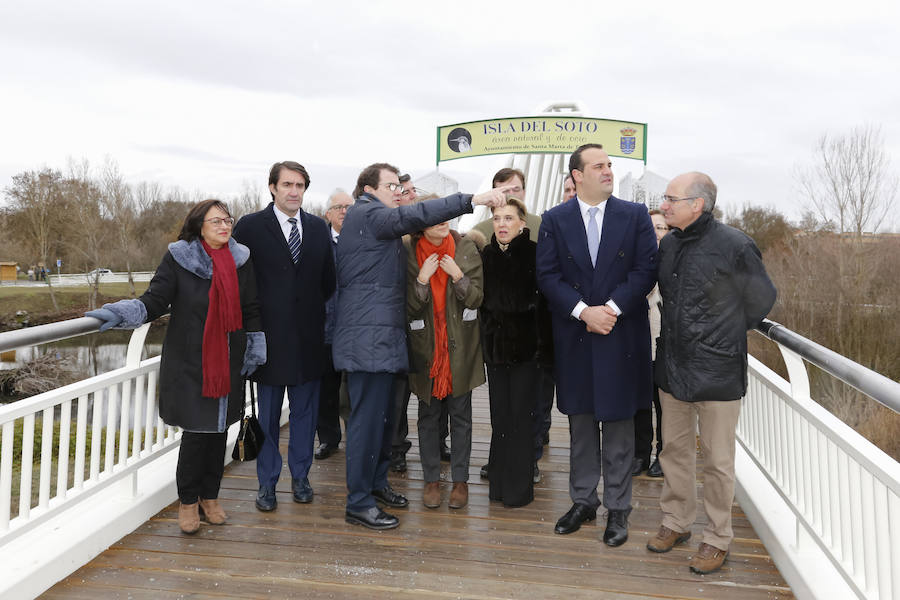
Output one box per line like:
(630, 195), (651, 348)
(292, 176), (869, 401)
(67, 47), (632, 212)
(87, 268), (112, 277)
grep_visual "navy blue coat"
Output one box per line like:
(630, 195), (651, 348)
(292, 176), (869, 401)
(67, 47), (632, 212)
(232, 203), (336, 385)
(332, 192), (474, 374)
(536, 196), (658, 421)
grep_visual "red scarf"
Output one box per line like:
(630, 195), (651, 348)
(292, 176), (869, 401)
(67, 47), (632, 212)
(201, 240), (242, 398)
(415, 233), (456, 399)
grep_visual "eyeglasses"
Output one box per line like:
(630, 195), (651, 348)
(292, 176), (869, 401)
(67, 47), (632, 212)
(400, 187), (421, 196)
(204, 217), (235, 227)
(654, 225), (670, 231)
(381, 182), (403, 192)
(662, 195), (696, 204)
(328, 204), (352, 212)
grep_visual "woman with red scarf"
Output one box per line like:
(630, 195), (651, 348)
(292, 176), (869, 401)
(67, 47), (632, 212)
(405, 201), (484, 510)
(86, 199), (265, 534)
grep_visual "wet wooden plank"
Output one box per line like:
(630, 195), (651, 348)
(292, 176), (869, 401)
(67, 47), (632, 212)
(43, 384), (794, 599)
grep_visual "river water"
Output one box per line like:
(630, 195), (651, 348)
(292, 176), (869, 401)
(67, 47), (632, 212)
(0, 328), (165, 403)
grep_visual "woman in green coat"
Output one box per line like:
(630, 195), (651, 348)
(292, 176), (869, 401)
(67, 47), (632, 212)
(406, 211), (484, 510)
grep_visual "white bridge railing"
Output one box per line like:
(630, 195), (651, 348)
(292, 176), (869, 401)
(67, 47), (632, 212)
(736, 319), (900, 600)
(0, 318), (276, 600)
(1, 315), (898, 599)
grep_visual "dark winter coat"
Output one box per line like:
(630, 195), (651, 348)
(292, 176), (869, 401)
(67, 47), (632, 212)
(232, 203), (336, 385)
(405, 231), (485, 403)
(655, 212), (776, 402)
(536, 196), (658, 421)
(139, 239), (261, 431)
(332, 192), (475, 374)
(480, 229), (553, 367)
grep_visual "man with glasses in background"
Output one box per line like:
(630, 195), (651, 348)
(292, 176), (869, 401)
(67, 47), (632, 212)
(333, 162), (510, 530)
(389, 174), (419, 473)
(314, 189), (354, 461)
(232, 161), (336, 512)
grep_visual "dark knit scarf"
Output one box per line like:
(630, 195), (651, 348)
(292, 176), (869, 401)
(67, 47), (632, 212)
(201, 239), (242, 398)
(415, 233), (456, 399)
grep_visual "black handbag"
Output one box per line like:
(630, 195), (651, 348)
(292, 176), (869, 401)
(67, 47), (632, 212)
(232, 379), (265, 461)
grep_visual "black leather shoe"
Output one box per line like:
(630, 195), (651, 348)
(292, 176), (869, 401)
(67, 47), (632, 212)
(390, 454), (407, 473)
(603, 509), (629, 547)
(314, 443), (338, 460)
(479, 464), (489, 479)
(648, 458), (664, 478)
(345, 506), (400, 530)
(372, 485), (408, 508)
(631, 457), (650, 476)
(440, 443), (451, 462)
(554, 503), (597, 534)
(292, 477), (313, 503)
(255, 486), (277, 512)
(542, 432), (550, 446)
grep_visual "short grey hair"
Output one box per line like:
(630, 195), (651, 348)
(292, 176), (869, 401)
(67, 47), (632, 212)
(327, 188), (350, 206)
(684, 172), (717, 213)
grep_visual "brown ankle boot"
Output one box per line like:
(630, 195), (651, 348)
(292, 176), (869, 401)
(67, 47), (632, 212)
(179, 502), (200, 534)
(448, 482), (468, 509)
(423, 481), (441, 508)
(198, 498), (227, 525)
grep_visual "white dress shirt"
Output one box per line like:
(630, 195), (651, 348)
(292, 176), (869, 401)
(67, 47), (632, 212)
(273, 205), (303, 244)
(330, 226), (339, 244)
(570, 196), (622, 320)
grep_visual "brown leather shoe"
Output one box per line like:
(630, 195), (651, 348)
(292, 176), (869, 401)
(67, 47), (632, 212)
(198, 498), (227, 525)
(448, 482), (468, 509)
(178, 502), (200, 534)
(647, 525), (691, 553)
(423, 481), (441, 508)
(690, 542), (728, 574)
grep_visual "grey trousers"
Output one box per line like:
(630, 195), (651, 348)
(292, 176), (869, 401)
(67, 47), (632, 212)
(568, 414), (634, 511)
(417, 392), (472, 483)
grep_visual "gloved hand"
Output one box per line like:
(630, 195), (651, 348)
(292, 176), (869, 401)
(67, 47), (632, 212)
(241, 331), (267, 376)
(85, 307), (123, 332)
(85, 299), (147, 332)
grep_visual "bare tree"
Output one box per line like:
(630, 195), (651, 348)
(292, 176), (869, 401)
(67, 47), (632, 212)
(231, 179), (262, 220)
(2, 169), (66, 310)
(796, 125), (897, 236)
(778, 125), (900, 457)
(64, 159), (108, 309)
(100, 157), (138, 296)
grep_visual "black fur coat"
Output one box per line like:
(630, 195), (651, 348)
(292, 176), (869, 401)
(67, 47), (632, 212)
(480, 230), (553, 366)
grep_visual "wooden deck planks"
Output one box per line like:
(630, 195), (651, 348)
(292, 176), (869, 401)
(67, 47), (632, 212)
(44, 384), (793, 599)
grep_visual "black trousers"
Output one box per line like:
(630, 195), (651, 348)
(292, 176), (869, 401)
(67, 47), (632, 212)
(316, 344), (343, 448)
(634, 373), (663, 463)
(176, 431), (227, 504)
(390, 375), (413, 457)
(532, 365), (555, 461)
(487, 363), (538, 507)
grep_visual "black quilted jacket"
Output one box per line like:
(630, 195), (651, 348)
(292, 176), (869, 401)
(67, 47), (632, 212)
(655, 212), (776, 402)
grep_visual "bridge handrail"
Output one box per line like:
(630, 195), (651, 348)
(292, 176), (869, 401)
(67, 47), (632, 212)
(739, 320), (900, 600)
(756, 318), (900, 414)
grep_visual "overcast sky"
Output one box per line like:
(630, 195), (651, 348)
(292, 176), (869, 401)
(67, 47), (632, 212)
(1, 0), (898, 226)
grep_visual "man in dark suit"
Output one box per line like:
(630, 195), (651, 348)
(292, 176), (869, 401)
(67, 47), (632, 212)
(536, 144), (658, 546)
(232, 161), (336, 512)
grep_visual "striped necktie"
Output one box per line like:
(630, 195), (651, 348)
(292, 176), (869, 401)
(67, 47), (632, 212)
(287, 217), (301, 264)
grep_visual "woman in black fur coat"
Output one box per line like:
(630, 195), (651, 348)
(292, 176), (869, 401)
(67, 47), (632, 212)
(479, 198), (553, 507)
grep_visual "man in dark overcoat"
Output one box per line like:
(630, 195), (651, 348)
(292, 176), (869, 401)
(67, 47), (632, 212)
(536, 144), (658, 546)
(232, 161), (336, 512)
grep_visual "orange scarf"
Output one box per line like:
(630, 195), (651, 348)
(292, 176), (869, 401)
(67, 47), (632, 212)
(415, 233), (456, 399)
